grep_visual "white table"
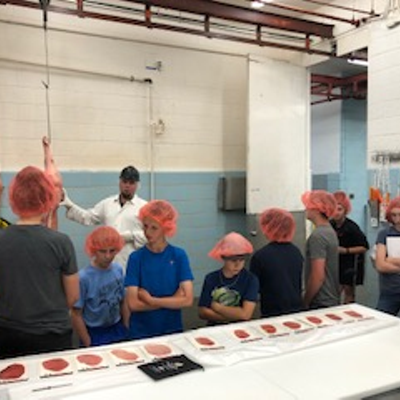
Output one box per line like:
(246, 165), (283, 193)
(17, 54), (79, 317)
(2, 304), (399, 400)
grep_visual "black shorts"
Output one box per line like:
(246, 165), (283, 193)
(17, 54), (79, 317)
(339, 263), (365, 286)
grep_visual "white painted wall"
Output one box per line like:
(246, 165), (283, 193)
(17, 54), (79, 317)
(311, 101), (341, 175)
(1, 6), (263, 173)
(247, 56), (310, 213)
(368, 20), (400, 166)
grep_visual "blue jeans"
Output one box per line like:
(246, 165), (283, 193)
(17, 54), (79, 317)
(376, 292), (400, 316)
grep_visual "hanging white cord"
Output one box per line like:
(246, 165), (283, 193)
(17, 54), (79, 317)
(148, 82), (155, 200)
(41, 1), (52, 143)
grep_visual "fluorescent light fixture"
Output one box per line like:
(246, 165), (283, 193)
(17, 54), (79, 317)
(347, 58), (368, 67)
(251, 1), (265, 8)
(251, 0), (273, 8)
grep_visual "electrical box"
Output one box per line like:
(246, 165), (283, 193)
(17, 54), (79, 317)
(218, 176), (246, 211)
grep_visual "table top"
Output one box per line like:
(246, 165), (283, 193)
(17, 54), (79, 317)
(1, 304), (399, 400)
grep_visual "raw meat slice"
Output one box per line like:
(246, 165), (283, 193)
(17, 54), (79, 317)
(195, 337), (215, 346)
(42, 358), (69, 372)
(111, 349), (139, 361)
(76, 354), (103, 366)
(283, 321), (301, 330)
(260, 324), (277, 334)
(325, 313), (342, 321)
(0, 363), (25, 380)
(344, 310), (363, 318)
(234, 329), (250, 339)
(144, 344), (172, 357)
(306, 316), (323, 324)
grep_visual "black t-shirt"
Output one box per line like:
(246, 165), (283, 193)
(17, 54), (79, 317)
(250, 242), (304, 317)
(331, 218), (369, 270)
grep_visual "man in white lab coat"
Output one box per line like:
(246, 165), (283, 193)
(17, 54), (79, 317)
(61, 166), (147, 271)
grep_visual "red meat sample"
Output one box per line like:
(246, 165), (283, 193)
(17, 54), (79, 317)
(144, 344), (172, 357)
(344, 310), (363, 318)
(283, 321), (301, 330)
(325, 313), (342, 321)
(77, 354), (103, 367)
(234, 329), (250, 339)
(260, 324), (277, 334)
(195, 337), (215, 346)
(0, 363), (25, 380)
(111, 349), (139, 361)
(306, 316), (323, 325)
(42, 358), (69, 372)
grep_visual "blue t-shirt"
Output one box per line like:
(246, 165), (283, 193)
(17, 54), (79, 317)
(376, 225), (400, 293)
(75, 263), (125, 328)
(125, 244), (194, 339)
(198, 267), (259, 325)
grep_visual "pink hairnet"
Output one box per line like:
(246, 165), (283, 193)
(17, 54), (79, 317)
(259, 208), (295, 243)
(385, 196), (400, 224)
(301, 190), (337, 218)
(85, 226), (124, 257)
(139, 200), (178, 237)
(208, 232), (254, 261)
(333, 191), (352, 214)
(9, 166), (57, 218)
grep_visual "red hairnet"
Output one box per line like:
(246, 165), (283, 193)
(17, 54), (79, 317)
(9, 166), (57, 218)
(259, 208), (295, 243)
(333, 191), (352, 214)
(208, 232), (254, 261)
(301, 190), (337, 218)
(85, 226), (124, 257)
(385, 196), (400, 224)
(139, 200), (178, 237)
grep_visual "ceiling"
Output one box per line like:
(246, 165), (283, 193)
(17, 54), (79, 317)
(2, 0), (373, 103)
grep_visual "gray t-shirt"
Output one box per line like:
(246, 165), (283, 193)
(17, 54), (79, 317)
(305, 224), (340, 308)
(0, 225), (78, 334)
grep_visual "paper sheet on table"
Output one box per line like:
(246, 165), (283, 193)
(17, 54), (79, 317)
(386, 237), (400, 257)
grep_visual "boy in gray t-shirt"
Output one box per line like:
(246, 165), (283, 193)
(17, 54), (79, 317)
(302, 190), (340, 309)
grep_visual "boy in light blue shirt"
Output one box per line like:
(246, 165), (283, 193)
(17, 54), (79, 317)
(72, 226), (129, 347)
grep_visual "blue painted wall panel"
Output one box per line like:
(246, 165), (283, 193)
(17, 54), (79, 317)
(0, 170), (246, 296)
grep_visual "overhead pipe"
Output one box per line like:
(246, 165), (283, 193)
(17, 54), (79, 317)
(124, 0), (334, 38)
(253, 0), (360, 26)
(2, 0), (337, 56)
(311, 73), (367, 105)
(298, 0), (379, 17)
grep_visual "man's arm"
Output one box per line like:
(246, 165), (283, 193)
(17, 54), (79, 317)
(138, 281), (194, 309)
(62, 273), (80, 309)
(60, 188), (102, 225)
(126, 286), (158, 312)
(71, 308), (91, 347)
(303, 258), (326, 307)
(198, 306), (226, 323)
(375, 243), (400, 272)
(211, 300), (256, 322)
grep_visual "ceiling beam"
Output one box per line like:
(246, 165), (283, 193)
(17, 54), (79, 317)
(125, 0), (334, 38)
